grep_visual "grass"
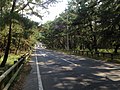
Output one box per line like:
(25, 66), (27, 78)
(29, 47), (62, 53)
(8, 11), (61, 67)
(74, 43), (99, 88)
(98, 49), (120, 53)
(0, 51), (30, 90)
(0, 50), (28, 66)
(9, 53), (31, 90)
(0, 53), (26, 72)
(0, 54), (21, 66)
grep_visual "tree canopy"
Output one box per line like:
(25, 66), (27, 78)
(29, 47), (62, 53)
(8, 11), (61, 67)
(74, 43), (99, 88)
(41, 0), (120, 53)
(0, 0), (59, 67)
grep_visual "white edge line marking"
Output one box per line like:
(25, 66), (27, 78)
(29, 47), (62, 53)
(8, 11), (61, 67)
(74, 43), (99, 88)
(62, 58), (78, 66)
(35, 49), (44, 90)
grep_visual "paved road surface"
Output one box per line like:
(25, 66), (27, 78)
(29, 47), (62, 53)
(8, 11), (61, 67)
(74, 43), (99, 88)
(23, 48), (120, 90)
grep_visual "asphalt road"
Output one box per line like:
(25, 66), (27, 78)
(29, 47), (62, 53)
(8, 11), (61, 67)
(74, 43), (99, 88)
(23, 48), (120, 90)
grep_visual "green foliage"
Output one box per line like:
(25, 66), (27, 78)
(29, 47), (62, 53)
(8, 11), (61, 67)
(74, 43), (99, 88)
(0, 54), (20, 66)
(41, 0), (120, 54)
(0, 0), (59, 66)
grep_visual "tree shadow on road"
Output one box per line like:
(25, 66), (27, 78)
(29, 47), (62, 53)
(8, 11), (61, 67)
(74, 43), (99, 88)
(32, 49), (120, 90)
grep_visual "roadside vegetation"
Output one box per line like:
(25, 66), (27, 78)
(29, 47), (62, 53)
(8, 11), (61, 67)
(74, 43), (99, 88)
(0, 0), (58, 89)
(40, 0), (120, 62)
(0, 0), (58, 67)
(0, 54), (20, 66)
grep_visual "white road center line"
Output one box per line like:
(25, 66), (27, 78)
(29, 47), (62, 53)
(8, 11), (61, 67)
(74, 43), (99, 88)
(35, 50), (44, 90)
(62, 58), (78, 66)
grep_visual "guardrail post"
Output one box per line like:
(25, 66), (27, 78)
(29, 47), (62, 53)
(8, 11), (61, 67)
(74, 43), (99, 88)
(102, 53), (105, 57)
(91, 52), (93, 57)
(79, 51), (81, 55)
(78, 51), (80, 54)
(86, 51), (88, 56)
(73, 50), (75, 54)
(75, 50), (77, 54)
(111, 54), (113, 60)
(97, 52), (99, 57)
(76, 50), (78, 54)
(74, 50), (76, 54)
(0, 82), (4, 90)
(82, 51), (84, 55)
(84, 51), (86, 55)
(0, 68), (4, 75)
(14, 61), (17, 64)
(14, 60), (18, 72)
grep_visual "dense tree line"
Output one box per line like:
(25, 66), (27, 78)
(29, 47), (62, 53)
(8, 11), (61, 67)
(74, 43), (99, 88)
(0, 0), (58, 67)
(41, 0), (120, 54)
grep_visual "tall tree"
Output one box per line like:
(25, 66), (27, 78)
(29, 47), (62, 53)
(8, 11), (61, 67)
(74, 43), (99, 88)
(0, 0), (58, 67)
(41, 0), (120, 54)
(1, 0), (17, 67)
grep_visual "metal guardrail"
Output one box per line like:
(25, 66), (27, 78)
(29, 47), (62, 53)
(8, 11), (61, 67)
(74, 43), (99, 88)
(71, 50), (120, 60)
(0, 53), (29, 90)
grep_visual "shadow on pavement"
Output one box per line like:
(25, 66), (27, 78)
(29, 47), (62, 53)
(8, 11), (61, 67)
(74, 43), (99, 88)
(32, 49), (120, 90)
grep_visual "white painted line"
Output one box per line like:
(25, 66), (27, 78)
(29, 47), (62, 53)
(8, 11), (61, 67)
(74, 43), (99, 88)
(62, 58), (78, 66)
(35, 50), (44, 90)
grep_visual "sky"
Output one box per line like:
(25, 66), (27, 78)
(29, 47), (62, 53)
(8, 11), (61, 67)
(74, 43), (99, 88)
(30, 0), (68, 24)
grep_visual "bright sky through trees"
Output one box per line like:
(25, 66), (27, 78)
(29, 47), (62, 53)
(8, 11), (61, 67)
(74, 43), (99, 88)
(30, 0), (68, 24)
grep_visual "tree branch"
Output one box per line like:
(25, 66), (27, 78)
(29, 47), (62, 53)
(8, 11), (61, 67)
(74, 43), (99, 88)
(16, 2), (29, 13)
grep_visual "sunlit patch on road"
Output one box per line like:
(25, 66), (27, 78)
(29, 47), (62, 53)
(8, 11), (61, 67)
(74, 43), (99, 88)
(61, 77), (77, 81)
(31, 53), (48, 57)
(106, 70), (120, 81)
(45, 60), (56, 65)
(54, 83), (65, 89)
(61, 66), (73, 70)
(93, 72), (107, 77)
(30, 48), (120, 90)
(29, 61), (35, 63)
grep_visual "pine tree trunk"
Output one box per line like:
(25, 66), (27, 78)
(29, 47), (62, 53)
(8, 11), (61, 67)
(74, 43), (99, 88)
(0, 21), (12, 67)
(0, 0), (17, 67)
(89, 20), (98, 53)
